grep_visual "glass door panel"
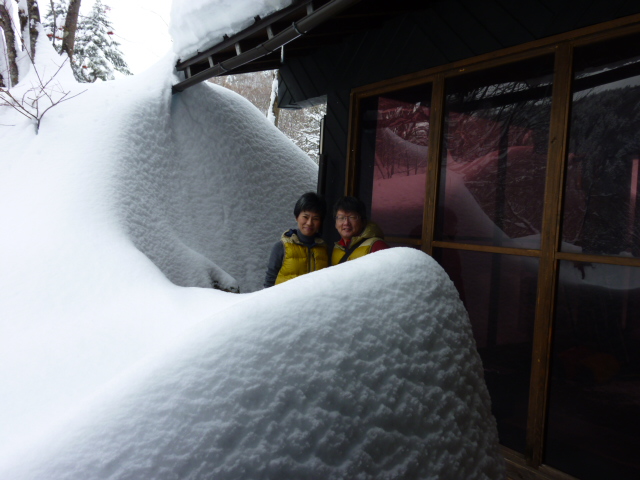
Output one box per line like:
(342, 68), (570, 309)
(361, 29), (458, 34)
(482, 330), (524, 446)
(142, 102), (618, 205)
(357, 84), (431, 239)
(545, 261), (640, 479)
(562, 33), (640, 257)
(436, 55), (554, 249)
(434, 248), (539, 453)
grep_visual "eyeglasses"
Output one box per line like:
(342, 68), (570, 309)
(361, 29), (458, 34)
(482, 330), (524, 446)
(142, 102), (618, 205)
(335, 215), (360, 222)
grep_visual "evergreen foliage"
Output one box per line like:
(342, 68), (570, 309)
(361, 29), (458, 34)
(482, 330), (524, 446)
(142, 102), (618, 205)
(44, 0), (131, 82)
(43, 1), (68, 49)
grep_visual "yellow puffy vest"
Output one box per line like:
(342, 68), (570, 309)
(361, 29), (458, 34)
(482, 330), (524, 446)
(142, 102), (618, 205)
(331, 222), (385, 265)
(275, 232), (329, 285)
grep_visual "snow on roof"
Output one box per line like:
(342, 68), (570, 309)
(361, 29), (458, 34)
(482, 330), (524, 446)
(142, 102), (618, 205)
(170, 0), (295, 61)
(0, 37), (503, 479)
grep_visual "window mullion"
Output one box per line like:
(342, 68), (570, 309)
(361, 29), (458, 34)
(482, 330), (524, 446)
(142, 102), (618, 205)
(422, 74), (445, 256)
(525, 42), (574, 467)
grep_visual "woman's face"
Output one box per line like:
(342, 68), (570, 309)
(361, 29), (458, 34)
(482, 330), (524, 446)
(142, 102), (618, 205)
(296, 210), (322, 237)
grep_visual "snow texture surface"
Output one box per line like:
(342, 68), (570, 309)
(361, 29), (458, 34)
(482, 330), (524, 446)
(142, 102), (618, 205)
(1, 28), (504, 480)
(2, 250), (504, 480)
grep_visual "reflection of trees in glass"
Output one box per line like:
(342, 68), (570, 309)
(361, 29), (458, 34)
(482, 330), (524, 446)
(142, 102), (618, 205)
(565, 84), (640, 255)
(445, 80), (551, 163)
(374, 99), (430, 179)
(442, 78), (552, 241)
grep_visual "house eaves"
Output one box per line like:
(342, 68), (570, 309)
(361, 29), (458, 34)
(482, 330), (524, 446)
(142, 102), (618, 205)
(172, 0), (362, 93)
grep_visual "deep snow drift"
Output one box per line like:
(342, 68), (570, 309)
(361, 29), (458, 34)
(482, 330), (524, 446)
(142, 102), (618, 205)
(2, 250), (504, 480)
(1, 19), (504, 480)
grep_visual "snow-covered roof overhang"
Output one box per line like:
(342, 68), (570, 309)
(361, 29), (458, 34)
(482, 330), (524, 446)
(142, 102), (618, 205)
(172, 0), (427, 93)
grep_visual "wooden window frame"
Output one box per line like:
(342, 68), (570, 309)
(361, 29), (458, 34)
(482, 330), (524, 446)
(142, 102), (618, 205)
(345, 13), (640, 480)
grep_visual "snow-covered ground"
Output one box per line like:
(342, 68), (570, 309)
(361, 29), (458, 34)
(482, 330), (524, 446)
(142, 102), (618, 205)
(0, 6), (504, 479)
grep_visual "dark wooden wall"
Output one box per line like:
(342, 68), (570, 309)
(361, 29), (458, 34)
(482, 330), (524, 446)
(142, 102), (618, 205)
(277, 0), (640, 242)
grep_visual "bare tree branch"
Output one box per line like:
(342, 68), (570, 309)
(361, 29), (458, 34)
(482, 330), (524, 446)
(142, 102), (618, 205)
(0, 57), (86, 133)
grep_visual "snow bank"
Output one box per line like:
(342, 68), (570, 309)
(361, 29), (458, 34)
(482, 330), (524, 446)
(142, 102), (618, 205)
(170, 0), (294, 61)
(113, 59), (317, 292)
(1, 35), (503, 480)
(1, 39), (315, 466)
(1, 249), (504, 480)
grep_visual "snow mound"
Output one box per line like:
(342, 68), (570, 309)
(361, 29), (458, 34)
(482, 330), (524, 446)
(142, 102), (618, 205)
(0, 44), (315, 465)
(170, 0), (294, 61)
(1, 38), (503, 480)
(113, 59), (317, 292)
(2, 249), (504, 480)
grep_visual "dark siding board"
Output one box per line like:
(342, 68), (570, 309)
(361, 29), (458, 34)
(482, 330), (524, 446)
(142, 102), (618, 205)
(618, 0), (640, 17)
(385, 23), (430, 79)
(278, 0), (640, 107)
(290, 51), (331, 103)
(291, 56), (323, 104)
(280, 56), (330, 108)
(352, 28), (407, 87)
(575, 0), (631, 30)
(412, 14), (454, 68)
(462, 0), (536, 48)
(329, 29), (365, 83)
(540, 0), (598, 35)
(421, 7), (477, 62)
(279, 59), (308, 107)
(278, 68), (299, 108)
(434, 0), (506, 55)
(372, 13), (439, 83)
(278, 86), (297, 108)
(334, 32), (373, 87)
(353, 26), (401, 87)
(337, 32), (379, 86)
(321, 89), (351, 241)
(494, 0), (553, 39)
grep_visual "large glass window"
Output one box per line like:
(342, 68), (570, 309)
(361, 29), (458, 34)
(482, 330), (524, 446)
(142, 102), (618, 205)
(357, 85), (431, 240)
(562, 34), (640, 257)
(436, 55), (554, 249)
(545, 262), (640, 479)
(435, 248), (538, 453)
(350, 23), (640, 480)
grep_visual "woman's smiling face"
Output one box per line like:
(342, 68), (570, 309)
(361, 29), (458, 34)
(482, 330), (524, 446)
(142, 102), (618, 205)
(296, 210), (322, 237)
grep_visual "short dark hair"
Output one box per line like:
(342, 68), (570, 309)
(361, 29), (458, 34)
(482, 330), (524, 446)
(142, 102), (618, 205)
(294, 192), (326, 219)
(333, 196), (367, 221)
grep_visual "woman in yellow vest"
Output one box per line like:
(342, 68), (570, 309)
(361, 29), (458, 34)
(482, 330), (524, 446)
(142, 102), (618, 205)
(263, 192), (329, 287)
(331, 196), (389, 265)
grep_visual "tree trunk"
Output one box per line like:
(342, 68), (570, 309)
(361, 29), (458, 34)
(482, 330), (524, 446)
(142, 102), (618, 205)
(60, 0), (81, 59)
(17, 2), (28, 40)
(27, 0), (40, 57)
(0, 3), (20, 87)
(49, 0), (57, 49)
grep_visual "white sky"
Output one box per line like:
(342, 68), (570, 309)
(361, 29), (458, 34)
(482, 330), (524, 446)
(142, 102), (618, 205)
(81, 0), (173, 74)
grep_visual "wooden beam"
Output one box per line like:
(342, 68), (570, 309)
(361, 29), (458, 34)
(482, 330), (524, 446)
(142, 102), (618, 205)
(525, 42), (573, 467)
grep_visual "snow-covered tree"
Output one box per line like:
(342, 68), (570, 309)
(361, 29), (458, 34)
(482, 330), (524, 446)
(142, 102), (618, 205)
(44, 0), (131, 82)
(43, 0), (69, 50)
(278, 104), (326, 162)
